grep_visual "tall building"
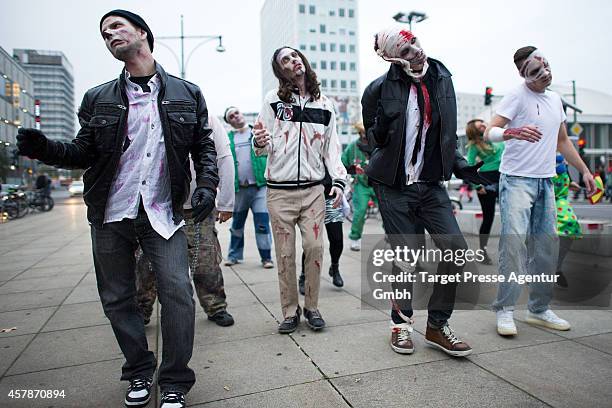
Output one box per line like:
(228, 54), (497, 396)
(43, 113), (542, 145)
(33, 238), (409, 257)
(0, 46), (35, 184)
(261, 0), (360, 144)
(13, 49), (74, 144)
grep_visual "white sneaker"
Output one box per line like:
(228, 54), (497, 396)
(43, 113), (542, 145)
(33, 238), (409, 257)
(350, 239), (361, 251)
(525, 309), (571, 331)
(496, 310), (517, 336)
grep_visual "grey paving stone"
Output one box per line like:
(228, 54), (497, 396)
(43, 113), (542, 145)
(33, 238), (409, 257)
(9, 264), (90, 280)
(41, 301), (108, 332)
(220, 282), (265, 308)
(294, 320), (449, 378)
(191, 380), (347, 408)
(470, 340), (612, 408)
(187, 334), (322, 405)
(62, 284), (100, 305)
(0, 335), (35, 376)
(0, 274), (85, 295)
(6, 325), (124, 375)
(514, 309), (612, 339)
(193, 302), (278, 347)
(0, 359), (125, 408)
(0, 307), (56, 337)
(331, 359), (548, 408)
(574, 332), (612, 355)
(0, 288), (71, 313)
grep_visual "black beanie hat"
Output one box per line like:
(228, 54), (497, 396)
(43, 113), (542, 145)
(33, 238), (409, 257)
(100, 9), (154, 52)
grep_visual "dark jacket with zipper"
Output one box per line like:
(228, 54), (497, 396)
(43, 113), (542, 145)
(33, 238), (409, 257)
(361, 59), (469, 188)
(38, 62), (219, 227)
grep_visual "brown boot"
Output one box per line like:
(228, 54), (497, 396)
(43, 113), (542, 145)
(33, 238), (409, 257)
(425, 324), (472, 357)
(390, 321), (414, 354)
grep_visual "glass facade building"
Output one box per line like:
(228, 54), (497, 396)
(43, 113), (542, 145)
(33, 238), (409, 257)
(0, 46), (35, 184)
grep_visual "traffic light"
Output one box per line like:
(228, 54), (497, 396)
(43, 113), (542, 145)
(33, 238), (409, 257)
(484, 87), (493, 106)
(577, 138), (586, 157)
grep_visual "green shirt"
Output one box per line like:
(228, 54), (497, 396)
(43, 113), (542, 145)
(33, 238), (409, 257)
(466, 141), (504, 172)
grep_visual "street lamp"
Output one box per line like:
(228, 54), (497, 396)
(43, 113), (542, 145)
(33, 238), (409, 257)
(393, 11), (428, 31)
(157, 15), (225, 79)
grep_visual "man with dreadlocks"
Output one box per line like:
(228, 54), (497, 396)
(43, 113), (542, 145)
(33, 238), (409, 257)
(485, 46), (595, 337)
(362, 27), (490, 357)
(253, 47), (346, 334)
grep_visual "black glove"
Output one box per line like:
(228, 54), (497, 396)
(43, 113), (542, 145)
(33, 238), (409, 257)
(191, 186), (216, 223)
(454, 161), (492, 186)
(373, 101), (400, 141)
(16, 128), (48, 160)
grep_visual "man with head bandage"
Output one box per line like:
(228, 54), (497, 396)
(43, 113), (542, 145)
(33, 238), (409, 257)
(362, 26), (486, 358)
(485, 46), (596, 337)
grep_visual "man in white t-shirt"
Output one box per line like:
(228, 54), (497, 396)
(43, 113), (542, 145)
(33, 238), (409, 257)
(485, 46), (595, 337)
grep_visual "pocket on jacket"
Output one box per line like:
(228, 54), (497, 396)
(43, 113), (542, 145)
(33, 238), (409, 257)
(89, 115), (120, 152)
(168, 111), (197, 147)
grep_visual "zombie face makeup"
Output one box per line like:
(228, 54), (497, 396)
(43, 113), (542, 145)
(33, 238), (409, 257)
(374, 27), (428, 80)
(101, 16), (146, 60)
(519, 49), (552, 88)
(276, 47), (305, 79)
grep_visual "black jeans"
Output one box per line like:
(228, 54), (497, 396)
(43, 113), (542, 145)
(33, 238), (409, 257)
(375, 182), (468, 328)
(91, 209), (195, 394)
(476, 170), (500, 249)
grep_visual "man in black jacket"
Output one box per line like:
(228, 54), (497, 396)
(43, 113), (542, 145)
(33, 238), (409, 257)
(362, 27), (488, 358)
(16, 10), (217, 408)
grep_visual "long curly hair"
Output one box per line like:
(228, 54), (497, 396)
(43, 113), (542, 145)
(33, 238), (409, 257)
(271, 46), (320, 103)
(466, 119), (493, 153)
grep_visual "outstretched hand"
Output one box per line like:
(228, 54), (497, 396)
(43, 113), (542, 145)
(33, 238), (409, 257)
(16, 128), (48, 159)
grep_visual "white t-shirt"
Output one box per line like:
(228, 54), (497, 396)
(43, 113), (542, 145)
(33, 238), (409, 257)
(496, 83), (566, 178)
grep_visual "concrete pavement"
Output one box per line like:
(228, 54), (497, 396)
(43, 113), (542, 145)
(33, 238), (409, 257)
(1, 199), (612, 407)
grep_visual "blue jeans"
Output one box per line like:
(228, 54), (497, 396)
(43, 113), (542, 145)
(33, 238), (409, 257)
(375, 182), (468, 328)
(91, 208), (195, 393)
(228, 186), (272, 262)
(493, 174), (558, 313)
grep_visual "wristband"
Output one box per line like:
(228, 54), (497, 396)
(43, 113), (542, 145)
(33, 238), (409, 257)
(488, 127), (505, 142)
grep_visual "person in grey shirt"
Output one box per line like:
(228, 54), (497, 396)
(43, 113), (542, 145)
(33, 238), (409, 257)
(223, 106), (273, 268)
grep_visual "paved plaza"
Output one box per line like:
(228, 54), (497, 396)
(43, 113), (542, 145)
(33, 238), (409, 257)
(1, 197), (612, 407)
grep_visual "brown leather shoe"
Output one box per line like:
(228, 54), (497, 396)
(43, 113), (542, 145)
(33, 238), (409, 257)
(425, 324), (472, 357)
(390, 322), (415, 354)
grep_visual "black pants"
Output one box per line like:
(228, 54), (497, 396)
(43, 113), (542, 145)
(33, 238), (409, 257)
(375, 182), (468, 328)
(476, 170), (500, 249)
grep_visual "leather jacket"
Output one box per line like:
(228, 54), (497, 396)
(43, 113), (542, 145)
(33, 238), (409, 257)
(361, 59), (469, 187)
(39, 62), (218, 227)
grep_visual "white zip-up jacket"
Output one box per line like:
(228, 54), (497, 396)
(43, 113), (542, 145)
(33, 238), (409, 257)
(254, 89), (347, 191)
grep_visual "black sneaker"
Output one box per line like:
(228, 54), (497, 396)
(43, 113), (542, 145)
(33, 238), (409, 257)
(207, 310), (235, 327)
(328, 264), (344, 287)
(278, 308), (301, 334)
(159, 391), (185, 408)
(125, 377), (152, 407)
(298, 272), (305, 296)
(304, 309), (326, 331)
(556, 271), (568, 289)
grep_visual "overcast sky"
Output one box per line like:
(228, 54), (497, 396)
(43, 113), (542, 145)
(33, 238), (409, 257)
(1, 0), (611, 117)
